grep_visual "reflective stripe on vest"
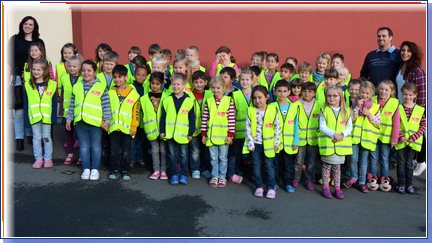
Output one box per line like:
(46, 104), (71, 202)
(395, 104), (425, 152)
(270, 102), (299, 154)
(298, 99), (323, 146)
(232, 90), (252, 139)
(373, 97), (399, 144)
(25, 80), (57, 125)
(163, 95), (194, 144)
(318, 106), (353, 156)
(140, 93), (165, 141)
(351, 103), (380, 151)
(61, 74), (82, 118)
(205, 96), (231, 146)
(73, 80), (106, 127)
(108, 86), (140, 135)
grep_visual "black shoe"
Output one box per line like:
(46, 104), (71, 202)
(16, 139), (24, 151)
(138, 160), (146, 168)
(26, 136), (33, 145)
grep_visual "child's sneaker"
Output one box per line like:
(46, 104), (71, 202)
(81, 169), (90, 180)
(343, 179), (356, 188)
(334, 189), (344, 199)
(254, 187), (264, 197)
(122, 171), (131, 181)
(192, 170), (200, 179)
(89, 169), (99, 180)
(285, 185), (295, 193)
(266, 189), (276, 199)
(43, 159), (53, 168)
(138, 160), (146, 168)
(170, 175), (179, 185)
(32, 159), (44, 169)
(230, 174), (243, 184)
(359, 185), (369, 193)
(218, 178), (227, 187)
(293, 179), (299, 188)
(149, 171), (160, 180)
(160, 171), (168, 180)
(108, 170), (120, 180)
(406, 185), (415, 194)
(306, 181), (315, 191)
(179, 175), (188, 185)
(322, 187), (333, 199)
(209, 177), (218, 187)
(397, 185), (405, 194)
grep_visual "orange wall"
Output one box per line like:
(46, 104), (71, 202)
(72, 7), (426, 78)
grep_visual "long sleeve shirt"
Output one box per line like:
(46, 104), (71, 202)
(319, 106), (353, 138)
(405, 66), (426, 107)
(201, 96), (236, 138)
(159, 93), (196, 137)
(110, 85), (140, 134)
(246, 108), (281, 150)
(398, 105), (426, 142)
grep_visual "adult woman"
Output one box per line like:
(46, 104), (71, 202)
(9, 16), (45, 151)
(396, 41), (426, 176)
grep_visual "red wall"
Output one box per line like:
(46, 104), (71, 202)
(72, 7), (426, 78)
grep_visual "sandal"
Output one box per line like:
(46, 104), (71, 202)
(63, 156), (74, 165)
(76, 158), (82, 165)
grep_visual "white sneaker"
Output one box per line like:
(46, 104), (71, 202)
(90, 169), (100, 180)
(413, 162), (426, 176)
(81, 169), (90, 180)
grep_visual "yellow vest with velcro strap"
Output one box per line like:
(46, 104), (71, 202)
(72, 80), (106, 127)
(97, 72), (115, 90)
(216, 63), (235, 76)
(139, 93), (166, 141)
(318, 106), (353, 156)
(243, 105), (278, 158)
(351, 103), (380, 151)
(60, 74), (82, 118)
(193, 90), (213, 137)
(108, 86), (140, 135)
(298, 99), (323, 146)
(373, 96), (399, 144)
(395, 104), (425, 152)
(125, 63), (135, 85)
(315, 82), (326, 104)
(25, 80), (57, 125)
(205, 96), (231, 146)
(163, 95), (195, 144)
(270, 102), (299, 154)
(232, 90), (252, 139)
(257, 70), (281, 91)
(56, 62), (67, 82)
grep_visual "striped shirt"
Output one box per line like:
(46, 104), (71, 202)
(201, 96), (236, 138)
(405, 66), (426, 107)
(398, 105), (426, 141)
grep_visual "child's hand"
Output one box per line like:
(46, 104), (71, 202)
(408, 137), (415, 143)
(249, 147), (255, 152)
(65, 121), (71, 131)
(187, 136), (193, 142)
(226, 137), (233, 145)
(216, 53), (222, 63)
(391, 142), (397, 148)
(362, 107), (371, 117)
(160, 133), (165, 139)
(130, 130), (136, 137)
(202, 136), (206, 145)
(101, 122), (109, 132)
(274, 145), (279, 152)
(333, 133), (344, 142)
(399, 137), (408, 143)
(291, 145), (298, 150)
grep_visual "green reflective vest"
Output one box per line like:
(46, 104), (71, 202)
(318, 106), (353, 156)
(257, 70), (281, 91)
(140, 92), (169, 141)
(72, 80), (106, 127)
(298, 99), (323, 146)
(373, 97), (399, 144)
(163, 95), (195, 144)
(315, 82), (326, 104)
(97, 72), (115, 90)
(270, 102), (299, 154)
(193, 90), (213, 137)
(395, 104), (425, 152)
(108, 86), (140, 135)
(124, 63), (135, 85)
(216, 63), (235, 76)
(232, 90), (252, 139)
(351, 103), (380, 151)
(60, 74), (82, 118)
(25, 80), (57, 125)
(204, 96), (231, 146)
(56, 62), (67, 82)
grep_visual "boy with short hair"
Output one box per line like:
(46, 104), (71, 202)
(107, 65), (141, 181)
(186, 45), (206, 72)
(249, 65), (261, 88)
(147, 43), (162, 71)
(97, 51), (119, 89)
(296, 62), (313, 83)
(161, 48), (174, 75)
(280, 63), (295, 82)
(159, 73), (196, 185)
(220, 66), (240, 95)
(346, 79), (361, 107)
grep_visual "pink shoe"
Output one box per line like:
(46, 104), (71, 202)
(32, 159), (44, 169)
(44, 159), (54, 168)
(230, 174), (243, 184)
(159, 171), (168, 180)
(63, 156), (74, 165)
(76, 159), (82, 165)
(149, 171), (160, 180)
(254, 187), (264, 197)
(266, 189), (276, 199)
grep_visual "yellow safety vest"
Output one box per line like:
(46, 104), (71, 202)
(351, 103), (380, 151)
(139, 92), (168, 141)
(108, 86), (140, 135)
(315, 82), (326, 104)
(60, 74), (82, 118)
(124, 63), (135, 85)
(216, 63), (235, 76)
(232, 90), (252, 139)
(373, 96), (399, 144)
(395, 104), (425, 152)
(25, 80), (57, 125)
(257, 70), (281, 91)
(318, 106), (353, 156)
(163, 95), (195, 144)
(56, 62), (67, 82)
(270, 102), (299, 154)
(204, 96), (231, 146)
(193, 90), (213, 137)
(72, 80), (106, 127)
(97, 72), (115, 90)
(298, 99), (323, 146)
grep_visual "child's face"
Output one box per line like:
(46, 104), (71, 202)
(221, 72), (233, 86)
(67, 60), (80, 76)
(317, 58), (328, 72)
(251, 55), (262, 67)
(348, 84), (360, 99)
(103, 61), (116, 74)
(153, 63), (166, 73)
(128, 52), (138, 62)
(30, 46), (42, 59)
(379, 83), (392, 100)
(186, 49), (198, 61)
(171, 78), (185, 95)
(113, 73), (127, 88)
(276, 86), (289, 101)
(220, 52), (230, 64)
(81, 63), (96, 82)
(62, 47), (74, 62)
(252, 90), (269, 109)
(193, 78), (206, 92)
(402, 89), (416, 104)
(338, 71), (348, 83)
(360, 87), (373, 101)
(211, 82), (224, 98)
(162, 55), (171, 65)
(98, 48), (107, 60)
(302, 89), (315, 102)
(174, 62), (187, 75)
(150, 79), (162, 92)
(331, 57), (344, 69)
(325, 77), (338, 87)
(326, 89), (340, 107)
(134, 68), (147, 84)
(240, 74), (253, 90)
(280, 68), (292, 80)
(266, 56), (278, 71)
(300, 71), (310, 82)
(31, 64), (44, 80)
(291, 86), (302, 96)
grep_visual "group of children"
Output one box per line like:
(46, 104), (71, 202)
(20, 41), (426, 199)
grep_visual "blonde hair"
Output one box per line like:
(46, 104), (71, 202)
(316, 53), (331, 68)
(377, 80), (396, 98)
(210, 75), (224, 88)
(325, 85), (349, 121)
(360, 80), (376, 97)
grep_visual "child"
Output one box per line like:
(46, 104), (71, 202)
(56, 43), (78, 82)
(318, 86), (353, 199)
(107, 65), (140, 181)
(146, 43), (162, 71)
(296, 61), (313, 83)
(395, 82), (426, 194)
(97, 51), (119, 90)
(94, 43), (112, 73)
(186, 45), (206, 72)
(125, 46), (141, 84)
(201, 76), (236, 187)
(257, 52), (281, 102)
(285, 57), (298, 70)
(220, 66), (240, 96)
(316, 68), (340, 103)
(271, 80), (299, 192)
(59, 54), (83, 165)
(343, 81), (380, 193)
(25, 59), (57, 168)
(173, 58), (191, 91)
(66, 60), (111, 181)
(159, 73), (196, 185)
(229, 69), (254, 183)
(142, 72), (170, 180)
(161, 48), (174, 75)
(24, 41), (55, 83)
(312, 53), (331, 85)
(210, 46), (240, 77)
(369, 80), (400, 190)
(249, 65), (261, 88)
(346, 79), (361, 107)
(153, 56), (172, 90)
(288, 78), (302, 103)
(244, 85), (281, 199)
(280, 63), (295, 82)
(331, 53), (352, 83)
(250, 51), (265, 69)
(295, 82), (323, 191)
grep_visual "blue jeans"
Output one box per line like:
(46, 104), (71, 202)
(13, 109), (25, 139)
(167, 140), (188, 177)
(369, 141), (390, 177)
(131, 128), (146, 162)
(227, 138), (245, 177)
(31, 122), (52, 160)
(75, 121), (103, 170)
(251, 144), (276, 189)
(396, 147), (416, 187)
(209, 144), (229, 178)
(189, 136), (201, 172)
(350, 144), (370, 185)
